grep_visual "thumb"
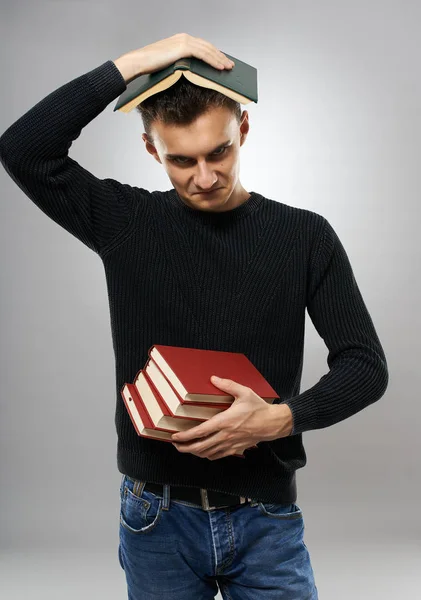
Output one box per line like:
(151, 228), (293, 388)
(211, 375), (247, 398)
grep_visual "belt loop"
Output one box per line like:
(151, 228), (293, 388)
(200, 488), (211, 511)
(133, 480), (146, 497)
(162, 484), (170, 510)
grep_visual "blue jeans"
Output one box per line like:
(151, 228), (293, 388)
(118, 474), (319, 599)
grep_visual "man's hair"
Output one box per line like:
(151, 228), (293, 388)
(135, 77), (242, 143)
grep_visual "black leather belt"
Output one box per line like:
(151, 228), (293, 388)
(129, 478), (253, 511)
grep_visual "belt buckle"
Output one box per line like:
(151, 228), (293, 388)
(200, 488), (249, 511)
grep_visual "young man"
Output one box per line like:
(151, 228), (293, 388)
(0, 33), (388, 600)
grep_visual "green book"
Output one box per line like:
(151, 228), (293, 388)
(113, 52), (258, 113)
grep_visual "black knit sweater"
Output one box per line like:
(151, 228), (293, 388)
(0, 60), (388, 503)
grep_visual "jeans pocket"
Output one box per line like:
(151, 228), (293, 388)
(258, 501), (303, 519)
(120, 476), (164, 534)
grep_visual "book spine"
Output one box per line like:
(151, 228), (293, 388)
(173, 58), (192, 71)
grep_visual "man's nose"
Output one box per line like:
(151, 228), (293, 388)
(194, 162), (218, 190)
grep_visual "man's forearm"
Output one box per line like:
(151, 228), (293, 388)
(113, 55), (141, 84)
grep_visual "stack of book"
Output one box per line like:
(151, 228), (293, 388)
(120, 345), (279, 458)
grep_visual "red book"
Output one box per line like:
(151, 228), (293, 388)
(120, 380), (249, 458)
(148, 344), (279, 404)
(138, 368), (229, 421)
(144, 358), (233, 413)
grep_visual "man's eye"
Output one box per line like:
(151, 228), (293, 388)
(212, 146), (227, 156)
(171, 147), (227, 165)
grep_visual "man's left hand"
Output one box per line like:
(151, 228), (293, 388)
(171, 376), (293, 460)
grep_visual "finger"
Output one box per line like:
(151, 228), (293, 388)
(194, 37), (229, 60)
(172, 428), (208, 442)
(172, 439), (207, 453)
(199, 48), (233, 69)
(211, 376), (249, 397)
(206, 447), (235, 461)
(193, 38), (234, 69)
(205, 444), (228, 460)
(197, 441), (226, 460)
(178, 33), (232, 66)
(173, 436), (218, 454)
(171, 420), (220, 442)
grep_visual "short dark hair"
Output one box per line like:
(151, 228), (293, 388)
(136, 77), (242, 143)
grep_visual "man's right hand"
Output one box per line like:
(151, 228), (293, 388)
(113, 33), (235, 84)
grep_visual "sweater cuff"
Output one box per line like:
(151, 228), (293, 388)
(85, 60), (127, 107)
(283, 389), (319, 436)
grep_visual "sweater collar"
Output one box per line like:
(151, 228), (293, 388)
(167, 188), (264, 223)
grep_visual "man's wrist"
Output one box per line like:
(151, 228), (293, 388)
(266, 402), (294, 440)
(112, 56), (140, 84)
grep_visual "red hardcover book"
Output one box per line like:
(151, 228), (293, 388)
(120, 381), (249, 458)
(144, 358), (233, 414)
(147, 358), (234, 408)
(136, 370), (227, 422)
(121, 382), (154, 433)
(148, 344), (279, 404)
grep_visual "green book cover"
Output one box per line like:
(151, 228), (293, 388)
(113, 52), (258, 112)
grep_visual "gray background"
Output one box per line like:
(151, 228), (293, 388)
(1, 0), (420, 598)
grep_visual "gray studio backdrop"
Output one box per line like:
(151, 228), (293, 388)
(1, 0), (420, 591)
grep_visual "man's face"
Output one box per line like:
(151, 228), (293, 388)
(142, 106), (249, 212)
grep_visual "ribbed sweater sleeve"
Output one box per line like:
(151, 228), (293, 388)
(0, 60), (142, 254)
(284, 217), (389, 436)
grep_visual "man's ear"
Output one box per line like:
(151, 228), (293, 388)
(239, 110), (250, 147)
(141, 133), (162, 164)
